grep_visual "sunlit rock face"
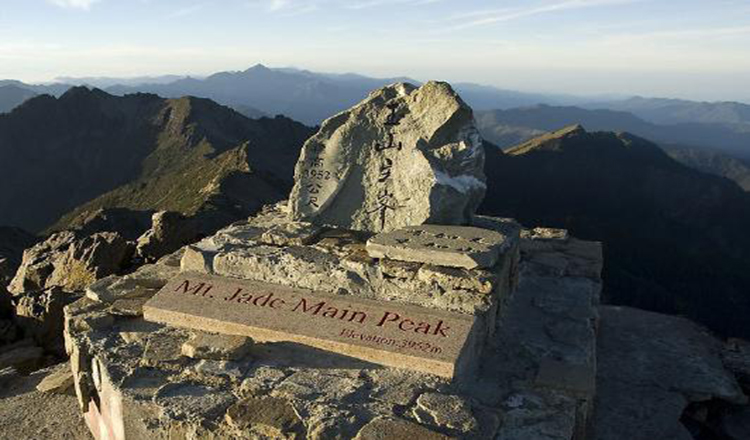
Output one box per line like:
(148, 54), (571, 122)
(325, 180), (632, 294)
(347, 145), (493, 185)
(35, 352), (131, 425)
(289, 81), (486, 233)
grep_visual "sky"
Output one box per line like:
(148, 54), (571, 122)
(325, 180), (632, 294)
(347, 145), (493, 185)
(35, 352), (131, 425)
(1, 0), (750, 101)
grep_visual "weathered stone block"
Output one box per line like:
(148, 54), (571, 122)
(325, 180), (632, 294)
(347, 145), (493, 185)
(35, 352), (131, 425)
(366, 225), (507, 269)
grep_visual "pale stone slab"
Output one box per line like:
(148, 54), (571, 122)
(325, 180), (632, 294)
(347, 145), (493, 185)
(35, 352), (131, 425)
(366, 225), (507, 269)
(143, 272), (482, 379)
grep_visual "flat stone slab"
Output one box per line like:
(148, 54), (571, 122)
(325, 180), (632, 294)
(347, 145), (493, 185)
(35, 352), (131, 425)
(143, 272), (482, 379)
(366, 225), (507, 269)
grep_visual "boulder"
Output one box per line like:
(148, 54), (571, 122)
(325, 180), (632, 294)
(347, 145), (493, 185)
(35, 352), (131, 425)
(14, 287), (81, 355)
(136, 211), (200, 262)
(9, 231), (133, 294)
(289, 81), (485, 232)
(8, 231), (76, 294)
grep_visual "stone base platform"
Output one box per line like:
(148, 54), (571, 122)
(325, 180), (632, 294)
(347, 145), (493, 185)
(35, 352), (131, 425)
(63, 205), (603, 440)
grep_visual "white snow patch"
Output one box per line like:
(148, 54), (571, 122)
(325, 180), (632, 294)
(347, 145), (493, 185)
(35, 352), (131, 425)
(434, 170), (486, 194)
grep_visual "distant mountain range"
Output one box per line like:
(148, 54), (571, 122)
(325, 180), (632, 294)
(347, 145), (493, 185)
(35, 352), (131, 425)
(0, 87), (313, 233)
(0, 65), (671, 122)
(480, 125), (750, 338)
(0, 85), (37, 113)
(476, 105), (750, 163)
(663, 146), (750, 191)
(587, 96), (750, 129)
(2, 84), (750, 338)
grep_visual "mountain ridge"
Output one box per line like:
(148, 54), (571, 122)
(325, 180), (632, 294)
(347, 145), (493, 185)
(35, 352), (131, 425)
(0, 87), (314, 233)
(480, 126), (750, 338)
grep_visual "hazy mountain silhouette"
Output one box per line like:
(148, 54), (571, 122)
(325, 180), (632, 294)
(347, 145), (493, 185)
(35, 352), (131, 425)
(103, 64), (412, 125)
(0, 85), (37, 113)
(587, 96), (750, 129)
(102, 65), (594, 125)
(0, 87), (313, 233)
(663, 145), (750, 191)
(55, 74), (188, 88)
(476, 105), (750, 159)
(480, 125), (750, 338)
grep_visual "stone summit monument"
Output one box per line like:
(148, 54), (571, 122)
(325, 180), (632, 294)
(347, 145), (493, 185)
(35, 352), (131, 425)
(62, 82), (603, 439)
(289, 81), (486, 232)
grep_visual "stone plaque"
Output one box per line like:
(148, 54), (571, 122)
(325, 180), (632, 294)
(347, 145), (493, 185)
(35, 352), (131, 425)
(143, 273), (482, 379)
(366, 225), (507, 269)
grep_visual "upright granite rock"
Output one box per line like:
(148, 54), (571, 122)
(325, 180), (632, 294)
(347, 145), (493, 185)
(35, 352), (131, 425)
(289, 81), (485, 232)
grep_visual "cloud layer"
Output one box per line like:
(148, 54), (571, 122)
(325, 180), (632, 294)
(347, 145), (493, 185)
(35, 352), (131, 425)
(48, 0), (101, 10)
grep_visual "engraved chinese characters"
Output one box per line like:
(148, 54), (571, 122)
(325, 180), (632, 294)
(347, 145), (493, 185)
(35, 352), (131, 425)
(368, 103), (406, 229)
(289, 81), (487, 233)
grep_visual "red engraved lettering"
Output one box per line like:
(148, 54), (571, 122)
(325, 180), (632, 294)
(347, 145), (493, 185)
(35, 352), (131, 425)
(398, 319), (415, 331)
(377, 311), (400, 327)
(433, 320), (450, 337)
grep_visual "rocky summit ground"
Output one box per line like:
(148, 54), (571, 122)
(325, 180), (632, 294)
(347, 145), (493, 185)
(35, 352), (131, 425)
(0, 365), (90, 440)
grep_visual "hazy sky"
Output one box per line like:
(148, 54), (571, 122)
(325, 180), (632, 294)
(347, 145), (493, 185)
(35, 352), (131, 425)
(1, 0), (750, 101)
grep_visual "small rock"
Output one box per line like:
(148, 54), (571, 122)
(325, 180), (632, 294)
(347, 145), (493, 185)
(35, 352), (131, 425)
(240, 366), (288, 395)
(354, 416), (452, 440)
(36, 363), (75, 394)
(522, 228), (569, 241)
(141, 332), (188, 367)
(306, 405), (361, 440)
(225, 396), (304, 438)
(413, 392), (478, 433)
(181, 332), (253, 361)
(260, 221), (322, 246)
(108, 296), (149, 317)
(274, 370), (364, 401)
(155, 382), (235, 420)
(136, 211), (200, 262)
(191, 360), (245, 379)
(70, 310), (115, 332)
(181, 245), (215, 274)
(367, 369), (441, 408)
(116, 318), (161, 344)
